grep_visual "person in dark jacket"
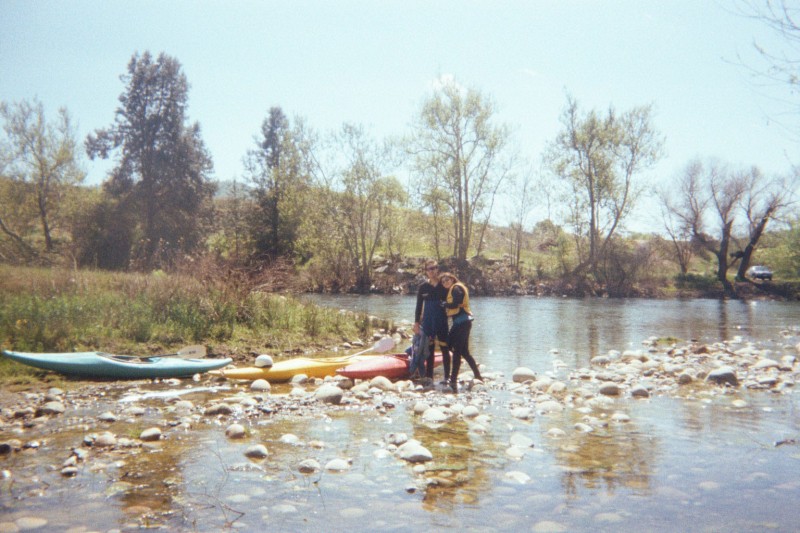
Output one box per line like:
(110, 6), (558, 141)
(413, 260), (450, 381)
(440, 272), (481, 392)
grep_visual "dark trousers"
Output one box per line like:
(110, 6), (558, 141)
(449, 321), (480, 381)
(426, 338), (450, 379)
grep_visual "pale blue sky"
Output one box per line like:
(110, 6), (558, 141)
(1, 0), (797, 232)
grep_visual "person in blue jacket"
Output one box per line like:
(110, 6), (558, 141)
(413, 260), (450, 382)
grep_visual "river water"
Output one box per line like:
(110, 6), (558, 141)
(312, 295), (800, 374)
(1, 296), (799, 532)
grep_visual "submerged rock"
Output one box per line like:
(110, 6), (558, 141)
(396, 440), (433, 463)
(706, 366), (739, 387)
(244, 444), (269, 459)
(297, 458), (321, 473)
(225, 424), (246, 439)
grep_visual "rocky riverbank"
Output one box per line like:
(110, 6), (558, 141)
(0, 333), (798, 531)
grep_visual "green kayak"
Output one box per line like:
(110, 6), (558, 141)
(1, 350), (232, 379)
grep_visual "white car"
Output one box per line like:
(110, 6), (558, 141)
(746, 265), (773, 281)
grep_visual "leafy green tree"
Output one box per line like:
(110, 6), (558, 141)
(409, 77), (513, 262)
(71, 191), (134, 269)
(306, 123), (405, 292)
(244, 107), (310, 260)
(545, 95), (663, 280)
(0, 99), (84, 258)
(85, 51), (215, 270)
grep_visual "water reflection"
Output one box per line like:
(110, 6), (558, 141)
(411, 421), (497, 510)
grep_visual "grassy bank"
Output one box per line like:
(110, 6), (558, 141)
(0, 265), (383, 372)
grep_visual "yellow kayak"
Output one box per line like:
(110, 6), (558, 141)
(221, 355), (371, 382)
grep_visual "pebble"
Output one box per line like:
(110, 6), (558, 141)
(254, 354), (273, 368)
(598, 383), (621, 396)
(97, 411), (117, 422)
(504, 471), (531, 484)
(15, 517), (48, 530)
(461, 405), (480, 418)
(369, 376), (396, 391)
(139, 427), (162, 442)
(314, 384), (344, 405)
(297, 458), (320, 473)
(510, 433), (535, 448)
(225, 424), (246, 439)
(706, 366), (739, 386)
(37, 401), (65, 416)
(205, 403), (234, 416)
(290, 374), (308, 385)
(536, 400), (563, 414)
(280, 434), (301, 445)
(421, 407), (449, 424)
(93, 432), (117, 448)
(325, 458), (351, 471)
(511, 407), (534, 420)
(251, 379), (271, 392)
(396, 440), (433, 463)
(244, 444), (269, 459)
(512, 367), (537, 383)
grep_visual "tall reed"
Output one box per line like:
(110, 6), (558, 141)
(0, 265), (366, 354)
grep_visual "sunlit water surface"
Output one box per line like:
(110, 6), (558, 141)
(1, 296), (799, 532)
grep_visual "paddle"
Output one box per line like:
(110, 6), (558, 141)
(152, 345), (207, 359)
(350, 337), (395, 357)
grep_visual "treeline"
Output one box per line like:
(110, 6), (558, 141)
(1, 51), (798, 298)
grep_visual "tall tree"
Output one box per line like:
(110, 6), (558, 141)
(508, 167), (537, 276)
(85, 51), (215, 270)
(307, 123), (405, 292)
(409, 77), (512, 262)
(244, 107), (309, 260)
(545, 95), (663, 279)
(735, 166), (796, 278)
(0, 99), (84, 257)
(662, 159), (795, 295)
(663, 160), (747, 298)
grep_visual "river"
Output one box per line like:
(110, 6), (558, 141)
(0, 296), (798, 532)
(312, 294), (800, 373)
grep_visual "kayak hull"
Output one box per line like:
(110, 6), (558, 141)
(221, 355), (369, 382)
(336, 353), (443, 380)
(1, 350), (232, 379)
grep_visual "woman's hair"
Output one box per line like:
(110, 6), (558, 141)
(439, 272), (458, 283)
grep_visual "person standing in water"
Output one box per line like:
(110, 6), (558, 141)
(440, 272), (481, 392)
(413, 260), (450, 382)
